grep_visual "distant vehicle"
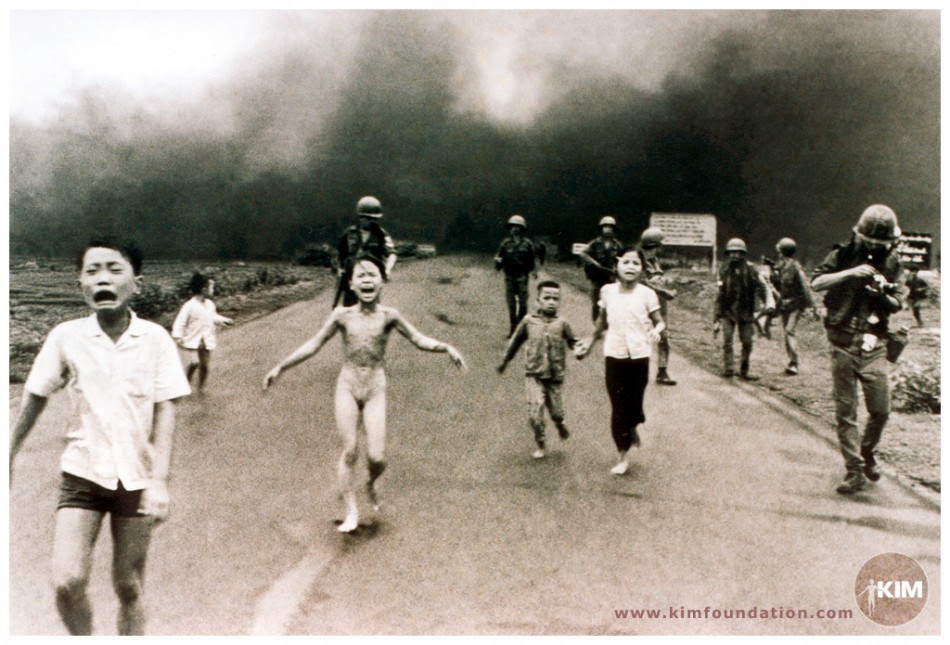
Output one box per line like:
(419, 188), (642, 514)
(393, 241), (437, 259)
(296, 244), (337, 268)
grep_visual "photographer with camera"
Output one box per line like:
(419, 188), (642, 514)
(811, 205), (905, 496)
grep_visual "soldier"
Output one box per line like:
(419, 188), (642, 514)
(904, 263), (929, 327)
(577, 215), (623, 322)
(494, 215), (539, 337)
(773, 237), (820, 375)
(811, 205), (904, 495)
(639, 226), (678, 385)
(714, 238), (776, 380)
(335, 196), (397, 307)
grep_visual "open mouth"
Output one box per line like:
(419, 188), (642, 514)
(93, 291), (117, 303)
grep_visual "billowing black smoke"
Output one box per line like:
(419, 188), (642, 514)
(9, 11), (939, 264)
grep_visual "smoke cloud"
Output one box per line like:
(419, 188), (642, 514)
(9, 10), (939, 263)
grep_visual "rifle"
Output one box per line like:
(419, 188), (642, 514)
(332, 271), (347, 309)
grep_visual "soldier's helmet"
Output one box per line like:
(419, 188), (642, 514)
(640, 226), (664, 249)
(853, 204), (900, 241)
(507, 214), (527, 228)
(726, 238), (748, 254)
(776, 237), (796, 255)
(599, 215), (617, 228)
(356, 196), (383, 219)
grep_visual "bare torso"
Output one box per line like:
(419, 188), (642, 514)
(335, 305), (397, 367)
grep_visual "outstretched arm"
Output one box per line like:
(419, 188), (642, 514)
(10, 392), (48, 483)
(576, 305), (607, 358)
(263, 311), (342, 389)
(391, 311), (466, 370)
(498, 319), (528, 372)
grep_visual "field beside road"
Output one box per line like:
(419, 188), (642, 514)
(9, 258), (338, 383)
(546, 261), (941, 492)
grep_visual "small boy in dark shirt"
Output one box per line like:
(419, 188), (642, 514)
(497, 280), (578, 459)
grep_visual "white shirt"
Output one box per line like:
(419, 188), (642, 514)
(25, 313), (191, 490)
(172, 297), (229, 350)
(599, 282), (661, 359)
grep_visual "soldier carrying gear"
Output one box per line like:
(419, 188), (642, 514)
(578, 215), (623, 322)
(639, 226), (678, 385)
(714, 237), (776, 380)
(772, 236), (819, 375)
(811, 204), (904, 496)
(335, 196), (397, 307)
(495, 215), (539, 337)
(904, 263), (929, 327)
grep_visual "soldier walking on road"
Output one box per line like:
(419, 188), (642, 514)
(904, 263), (929, 327)
(811, 204), (904, 495)
(336, 196), (397, 307)
(494, 215), (539, 337)
(772, 238), (820, 375)
(714, 238), (776, 380)
(578, 215), (623, 322)
(639, 226), (678, 385)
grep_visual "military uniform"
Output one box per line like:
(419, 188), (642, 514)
(582, 236), (622, 321)
(337, 223), (395, 306)
(495, 236), (538, 335)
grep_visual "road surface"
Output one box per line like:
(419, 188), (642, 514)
(8, 256), (940, 635)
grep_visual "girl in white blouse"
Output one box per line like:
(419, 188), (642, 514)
(576, 246), (665, 475)
(172, 273), (233, 394)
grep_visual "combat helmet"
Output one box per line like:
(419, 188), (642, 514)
(599, 215), (617, 228)
(507, 214), (527, 228)
(726, 238), (748, 254)
(640, 226), (665, 249)
(853, 204), (900, 241)
(356, 196), (383, 219)
(776, 237), (796, 255)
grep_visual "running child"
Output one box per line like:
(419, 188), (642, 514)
(10, 238), (191, 635)
(497, 280), (578, 459)
(172, 272), (233, 394)
(575, 246), (665, 475)
(262, 254), (466, 533)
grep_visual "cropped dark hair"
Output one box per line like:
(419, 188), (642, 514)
(618, 244), (646, 266)
(189, 272), (210, 295)
(76, 237), (144, 276)
(537, 280), (560, 293)
(352, 252), (388, 281)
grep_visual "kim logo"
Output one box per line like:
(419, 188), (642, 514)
(855, 553), (928, 626)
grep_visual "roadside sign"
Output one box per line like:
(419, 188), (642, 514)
(650, 213), (717, 246)
(572, 243), (589, 255)
(897, 232), (932, 268)
(650, 212), (718, 273)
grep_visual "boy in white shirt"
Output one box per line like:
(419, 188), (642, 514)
(576, 246), (665, 475)
(10, 238), (191, 634)
(172, 272), (233, 394)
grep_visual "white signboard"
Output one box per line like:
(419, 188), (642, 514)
(650, 213), (717, 247)
(572, 242), (589, 255)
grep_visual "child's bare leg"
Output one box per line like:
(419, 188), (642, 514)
(334, 379), (361, 532)
(363, 386), (388, 511)
(196, 347), (211, 392)
(111, 515), (152, 635)
(52, 508), (103, 635)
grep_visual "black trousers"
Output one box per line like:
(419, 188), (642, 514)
(605, 356), (649, 452)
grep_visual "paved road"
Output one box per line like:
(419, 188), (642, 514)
(8, 256), (940, 635)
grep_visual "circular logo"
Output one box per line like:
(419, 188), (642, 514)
(854, 553), (928, 626)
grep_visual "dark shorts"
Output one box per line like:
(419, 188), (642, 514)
(58, 472), (145, 517)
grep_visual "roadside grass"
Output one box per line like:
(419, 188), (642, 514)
(544, 260), (941, 491)
(9, 259), (336, 384)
